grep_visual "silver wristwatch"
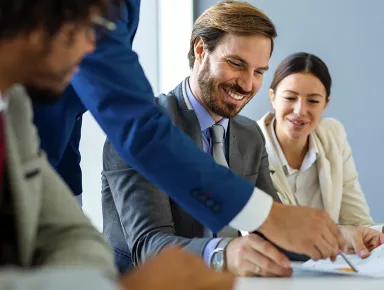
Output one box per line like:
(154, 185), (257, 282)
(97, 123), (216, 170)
(209, 238), (232, 271)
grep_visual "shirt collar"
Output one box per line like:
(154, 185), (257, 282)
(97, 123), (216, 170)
(0, 91), (8, 112)
(186, 78), (229, 134)
(269, 118), (318, 175)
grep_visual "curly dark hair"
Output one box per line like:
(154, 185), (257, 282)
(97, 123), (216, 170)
(0, 0), (122, 39)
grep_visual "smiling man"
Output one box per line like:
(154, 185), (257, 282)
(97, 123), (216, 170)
(102, 1), (298, 277)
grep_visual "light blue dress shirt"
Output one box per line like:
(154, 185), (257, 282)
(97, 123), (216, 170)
(185, 80), (228, 264)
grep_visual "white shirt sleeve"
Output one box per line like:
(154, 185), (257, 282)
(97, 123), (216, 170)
(229, 188), (273, 232)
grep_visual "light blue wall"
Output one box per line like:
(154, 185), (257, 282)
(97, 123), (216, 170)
(194, 0), (384, 222)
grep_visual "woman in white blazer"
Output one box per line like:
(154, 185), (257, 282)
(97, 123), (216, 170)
(258, 52), (383, 257)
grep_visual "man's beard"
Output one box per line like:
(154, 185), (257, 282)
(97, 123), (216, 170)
(24, 85), (63, 104)
(197, 58), (253, 119)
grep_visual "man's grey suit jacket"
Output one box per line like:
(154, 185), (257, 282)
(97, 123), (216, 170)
(102, 79), (280, 274)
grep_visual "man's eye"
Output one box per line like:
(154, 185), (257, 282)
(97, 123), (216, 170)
(228, 60), (242, 68)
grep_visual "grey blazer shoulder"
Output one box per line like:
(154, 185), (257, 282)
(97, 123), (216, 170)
(102, 79), (280, 272)
(3, 84), (116, 278)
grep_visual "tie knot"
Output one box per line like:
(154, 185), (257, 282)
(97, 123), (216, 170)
(210, 124), (225, 144)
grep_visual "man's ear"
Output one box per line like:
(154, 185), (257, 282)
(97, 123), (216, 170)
(26, 28), (47, 53)
(194, 37), (206, 64)
(269, 88), (276, 110)
(26, 24), (64, 54)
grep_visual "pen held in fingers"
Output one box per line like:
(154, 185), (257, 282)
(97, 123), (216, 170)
(338, 251), (358, 272)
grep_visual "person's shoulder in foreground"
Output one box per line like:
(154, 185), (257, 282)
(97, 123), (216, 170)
(2, 83), (116, 285)
(4, 86), (235, 290)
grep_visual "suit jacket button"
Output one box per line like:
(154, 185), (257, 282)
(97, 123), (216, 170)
(212, 204), (222, 213)
(192, 191), (200, 198)
(198, 194), (208, 202)
(192, 191), (208, 202)
(205, 199), (214, 207)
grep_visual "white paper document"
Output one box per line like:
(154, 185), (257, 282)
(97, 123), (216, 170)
(291, 244), (384, 277)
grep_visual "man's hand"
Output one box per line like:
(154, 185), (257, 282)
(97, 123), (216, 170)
(340, 225), (384, 258)
(226, 234), (292, 277)
(259, 202), (347, 261)
(120, 247), (235, 290)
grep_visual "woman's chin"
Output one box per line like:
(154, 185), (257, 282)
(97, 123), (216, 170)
(287, 131), (308, 141)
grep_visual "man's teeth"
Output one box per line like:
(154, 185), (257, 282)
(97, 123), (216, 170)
(224, 88), (245, 100)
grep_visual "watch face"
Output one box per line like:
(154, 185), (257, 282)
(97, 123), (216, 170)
(211, 250), (224, 271)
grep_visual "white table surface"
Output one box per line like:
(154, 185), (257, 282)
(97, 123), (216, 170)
(235, 270), (384, 290)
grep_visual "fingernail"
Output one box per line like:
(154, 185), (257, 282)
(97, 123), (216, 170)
(360, 250), (368, 256)
(283, 261), (291, 268)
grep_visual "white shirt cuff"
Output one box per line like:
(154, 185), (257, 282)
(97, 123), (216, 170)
(229, 187), (273, 232)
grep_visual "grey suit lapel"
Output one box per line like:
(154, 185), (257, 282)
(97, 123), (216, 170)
(175, 79), (240, 237)
(5, 95), (39, 267)
(174, 79), (203, 150)
(168, 79), (207, 235)
(228, 120), (243, 176)
(176, 80), (244, 174)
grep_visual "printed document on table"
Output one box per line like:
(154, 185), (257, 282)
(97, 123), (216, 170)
(291, 244), (384, 277)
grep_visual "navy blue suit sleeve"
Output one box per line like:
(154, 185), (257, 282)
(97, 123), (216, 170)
(71, 5), (254, 232)
(32, 85), (86, 196)
(55, 116), (83, 196)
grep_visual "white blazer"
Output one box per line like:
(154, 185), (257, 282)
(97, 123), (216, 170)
(257, 112), (373, 226)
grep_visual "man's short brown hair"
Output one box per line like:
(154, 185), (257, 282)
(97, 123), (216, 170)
(188, 0), (277, 69)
